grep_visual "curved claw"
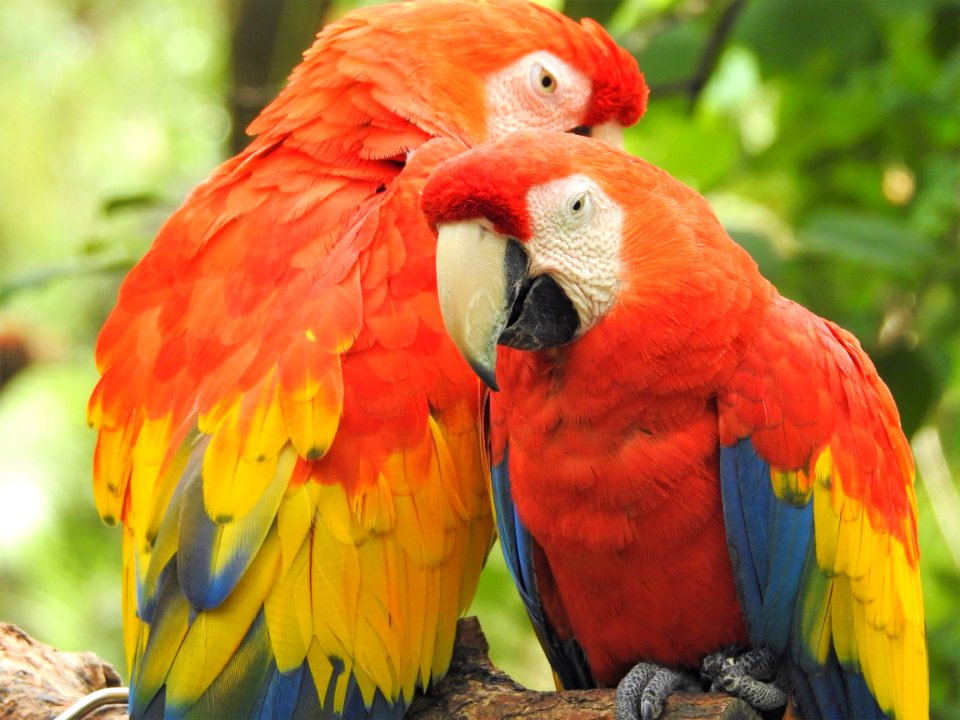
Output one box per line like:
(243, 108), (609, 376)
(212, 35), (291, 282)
(616, 662), (698, 720)
(700, 646), (786, 712)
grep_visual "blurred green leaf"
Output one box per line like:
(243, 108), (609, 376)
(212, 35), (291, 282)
(636, 22), (705, 89)
(797, 209), (930, 270)
(562, 0), (620, 25)
(931, 4), (960, 60)
(470, 545), (553, 691)
(625, 106), (739, 190)
(874, 346), (939, 437)
(101, 191), (163, 215)
(729, 229), (784, 282)
(735, 0), (880, 77)
(0, 254), (135, 305)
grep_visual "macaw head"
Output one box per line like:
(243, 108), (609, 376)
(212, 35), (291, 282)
(422, 130), (753, 390)
(253, 0), (647, 150)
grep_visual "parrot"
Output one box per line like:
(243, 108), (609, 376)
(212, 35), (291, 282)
(422, 130), (927, 720)
(87, 2), (648, 718)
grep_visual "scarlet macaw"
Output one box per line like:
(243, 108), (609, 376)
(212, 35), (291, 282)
(88, 2), (647, 717)
(423, 131), (927, 720)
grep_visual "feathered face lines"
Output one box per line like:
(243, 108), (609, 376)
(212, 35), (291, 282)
(427, 132), (629, 389)
(521, 173), (624, 330)
(483, 50), (594, 141)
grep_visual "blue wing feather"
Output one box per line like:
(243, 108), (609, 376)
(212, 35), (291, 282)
(720, 438), (886, 720)
(490, 448), (528, 600)
(177, 463), (288, 611)
(491, 446), (592, 689)
(186, 611), (273, 719)
(252, 662), (306, 720)
(131, 559), (186, 718)
(804, 652), (884, 720)
(762, 491), (811, 646)
(132, 457), (406, 719)
(719, 442), (766, 640)
(721, 439), (812, 653)
(844, 669), (885, 719)
(140, 688), (166, 720)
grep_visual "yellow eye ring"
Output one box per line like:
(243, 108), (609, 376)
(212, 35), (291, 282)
(531, 63), (557, 95)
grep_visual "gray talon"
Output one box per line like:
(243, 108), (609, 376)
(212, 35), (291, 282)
(616, 662), (698, 720)
(699, 646), (786, 711)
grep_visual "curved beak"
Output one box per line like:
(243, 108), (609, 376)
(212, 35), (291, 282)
(436, 221), (580, 391)
(591, 120), (625, 150)
(435, 221), (515, 390)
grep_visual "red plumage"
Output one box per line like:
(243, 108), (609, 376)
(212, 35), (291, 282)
(89, 5), (649, 717)
(424, 131), (926, 719)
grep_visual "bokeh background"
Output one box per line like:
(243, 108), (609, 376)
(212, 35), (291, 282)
(0, 0), (957, 715)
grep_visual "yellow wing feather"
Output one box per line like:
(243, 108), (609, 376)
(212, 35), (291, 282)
(118, 396), (490, 714)
(804, 446), (927, 720)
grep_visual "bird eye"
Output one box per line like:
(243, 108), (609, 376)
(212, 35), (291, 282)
(531, 63), (557, 95)
(571, 194), (586, 214)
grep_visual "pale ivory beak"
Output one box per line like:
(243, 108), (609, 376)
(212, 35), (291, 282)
(435, 221), (510, 390)
(591, 120), (625, 150)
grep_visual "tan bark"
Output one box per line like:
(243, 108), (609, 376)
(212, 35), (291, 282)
(0, 623), (125, 719)
(0, 618), (759, 720)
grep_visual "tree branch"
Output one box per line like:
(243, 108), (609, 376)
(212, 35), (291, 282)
(228, 0), (333, 153)
(410, 618), (758, 720)
(650, 0), (748, 113)
(0, 619), (759, 720)
(0, 623), (125, 719)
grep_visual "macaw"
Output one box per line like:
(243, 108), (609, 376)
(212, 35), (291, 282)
(423, 131), (927, 720)
(87, 2), (647, 718)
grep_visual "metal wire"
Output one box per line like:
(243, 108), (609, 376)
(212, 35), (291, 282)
(52, 687), (129, 720)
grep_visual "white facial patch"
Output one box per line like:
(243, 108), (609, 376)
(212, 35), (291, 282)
(524, 175), (623, 332)
(484, 51), (593, 138)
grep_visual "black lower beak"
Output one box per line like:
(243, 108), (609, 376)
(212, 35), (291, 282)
(499, 240), (579, 351)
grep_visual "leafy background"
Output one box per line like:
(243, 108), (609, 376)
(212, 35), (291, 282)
(0, 0), (956, 715)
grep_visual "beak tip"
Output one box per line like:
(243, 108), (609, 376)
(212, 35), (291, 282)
(435, 220), (506, 392)
(470, 360), (500, 392)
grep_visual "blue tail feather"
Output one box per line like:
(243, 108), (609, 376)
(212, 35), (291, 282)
(252, 662), (307, 720)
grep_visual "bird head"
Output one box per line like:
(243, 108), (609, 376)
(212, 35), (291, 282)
(253, 0), (648, 152)
(422, 131), (752, 390)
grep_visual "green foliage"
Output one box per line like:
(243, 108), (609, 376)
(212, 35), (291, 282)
(0, 0), (956, 713)
(0, 0), (228, 674)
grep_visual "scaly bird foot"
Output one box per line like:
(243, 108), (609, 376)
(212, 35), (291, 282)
(615, 662), (699, 720)
(700, 646), (786, 711)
